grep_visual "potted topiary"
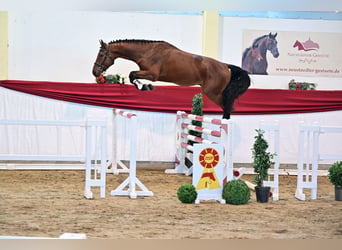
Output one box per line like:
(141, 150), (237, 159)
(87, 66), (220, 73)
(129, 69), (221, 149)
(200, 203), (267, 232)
(222, 180), (250, 205)
(177, 184), (197, 204)
(189, 93), (203, 142)
(328, 161), (342, 201)
(185, 93), (203, 168)
(251, 129), (275, 203)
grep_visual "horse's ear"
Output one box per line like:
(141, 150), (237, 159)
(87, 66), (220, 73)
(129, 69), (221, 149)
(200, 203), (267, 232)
(269, 32), (277, 38)
(99, 39), (106, 48)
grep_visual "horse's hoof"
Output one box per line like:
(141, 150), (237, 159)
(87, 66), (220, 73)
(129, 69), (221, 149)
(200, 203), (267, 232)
(141, 84), (149, 91)
(147, 84), (155, 90)
(223, 114), (230, 120)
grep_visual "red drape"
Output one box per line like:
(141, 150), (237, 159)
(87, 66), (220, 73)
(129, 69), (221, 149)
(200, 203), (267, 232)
(1, 80), (342, 115)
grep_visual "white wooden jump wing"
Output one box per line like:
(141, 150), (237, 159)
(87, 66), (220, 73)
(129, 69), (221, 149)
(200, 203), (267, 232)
(296, 123), (342, 201)
(0, 119), (107, 199)
(84, 120), (107, 199)
(259, 120), (280, 201)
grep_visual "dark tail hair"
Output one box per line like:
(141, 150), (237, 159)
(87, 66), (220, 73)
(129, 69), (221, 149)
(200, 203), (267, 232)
(222, 64), (250, 119)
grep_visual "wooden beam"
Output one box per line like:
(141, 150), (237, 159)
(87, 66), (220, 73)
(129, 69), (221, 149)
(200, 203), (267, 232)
(202, 11), (219, 59)
(0, 11), (8, 80)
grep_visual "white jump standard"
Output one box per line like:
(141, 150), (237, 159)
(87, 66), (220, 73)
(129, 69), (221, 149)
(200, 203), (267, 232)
(84, 120), (107, 199)
(110, 108), (153, 199)
(296, 123), (342, 201)
(259, 120), (280, 201)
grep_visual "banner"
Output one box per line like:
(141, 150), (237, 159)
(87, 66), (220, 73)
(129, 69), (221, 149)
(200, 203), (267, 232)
(242, 30), (342, 77)
(192, 144), (225, 204)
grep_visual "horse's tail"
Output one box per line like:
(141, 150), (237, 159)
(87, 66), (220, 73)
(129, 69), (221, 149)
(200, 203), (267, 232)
(222, 64), (250, 119)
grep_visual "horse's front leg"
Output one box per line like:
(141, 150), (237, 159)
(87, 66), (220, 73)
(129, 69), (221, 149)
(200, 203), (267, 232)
(131, 79), (154, 91)
(129, 71), (156, 91)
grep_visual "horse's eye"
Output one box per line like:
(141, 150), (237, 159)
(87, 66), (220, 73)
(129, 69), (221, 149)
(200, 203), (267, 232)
(99, 54), (104, 57)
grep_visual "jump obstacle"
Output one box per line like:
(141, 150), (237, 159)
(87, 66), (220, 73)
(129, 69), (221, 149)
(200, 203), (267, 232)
(165, 111), (255, 183)
(165, 111), (236, 181)
(296, 122), (342, 201)
(2, 112), (336, 202)
(165, 111), (281, 200)
(0, 119), (107, 199)
(109, 108), (153, 199)
(0, 109), (154, 200)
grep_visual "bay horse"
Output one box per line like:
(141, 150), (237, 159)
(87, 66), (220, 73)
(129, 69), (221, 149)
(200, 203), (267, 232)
(241, 33), (279, 75)
(92, 39), (250, 119)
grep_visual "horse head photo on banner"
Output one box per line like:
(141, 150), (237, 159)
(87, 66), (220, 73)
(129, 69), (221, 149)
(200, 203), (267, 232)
(242, 32), (279, 75)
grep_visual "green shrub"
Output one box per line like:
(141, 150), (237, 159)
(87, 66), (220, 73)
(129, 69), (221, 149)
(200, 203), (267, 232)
(328, 161), (342, 187)
(177, 184), (197, 204)
(222, 180), (250, 205)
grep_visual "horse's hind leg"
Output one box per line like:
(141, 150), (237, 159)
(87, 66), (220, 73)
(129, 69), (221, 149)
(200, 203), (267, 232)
(222, 65), (251, 119)
(222, 97), (233, 119)
(222, 89), (235, 119)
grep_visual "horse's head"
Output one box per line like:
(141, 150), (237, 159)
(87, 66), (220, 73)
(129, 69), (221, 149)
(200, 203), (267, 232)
(92, 40), (115, 77)
(266, 32), (279, 58)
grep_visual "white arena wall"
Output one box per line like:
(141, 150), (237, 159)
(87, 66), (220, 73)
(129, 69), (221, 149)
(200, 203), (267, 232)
(7, 11), (203, 83)
(5, 11), (342, 89)
(1, 11), (341, 165)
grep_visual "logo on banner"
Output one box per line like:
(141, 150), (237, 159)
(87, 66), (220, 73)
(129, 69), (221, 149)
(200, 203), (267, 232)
(293, 38), (319, 52)
(196, 147), (221, 190)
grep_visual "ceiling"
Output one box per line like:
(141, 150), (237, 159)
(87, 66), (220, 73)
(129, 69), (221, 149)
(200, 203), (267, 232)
(0, 0), (341, 12)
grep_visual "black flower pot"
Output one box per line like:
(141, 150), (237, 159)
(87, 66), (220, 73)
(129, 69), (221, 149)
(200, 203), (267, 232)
(255, 186), (271, 203)
(335, 186), (342, 201)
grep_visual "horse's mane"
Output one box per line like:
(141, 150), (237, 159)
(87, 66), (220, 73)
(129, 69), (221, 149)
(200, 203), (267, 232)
(252, 35), (268, 48)
(242, 34), (267, 61)
(242, 47), (251, 62)
(109, 39), (166, 45)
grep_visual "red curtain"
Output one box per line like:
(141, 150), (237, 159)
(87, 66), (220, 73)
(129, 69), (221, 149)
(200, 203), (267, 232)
(1, 80), (342, 115)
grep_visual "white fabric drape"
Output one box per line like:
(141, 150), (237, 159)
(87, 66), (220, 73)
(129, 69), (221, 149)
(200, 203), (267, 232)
(1, 87), (342, 164)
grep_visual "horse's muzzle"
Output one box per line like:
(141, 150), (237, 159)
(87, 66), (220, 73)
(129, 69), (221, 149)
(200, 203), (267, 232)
(92, 67), (101, 77)
(271, 48), (280, 58)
